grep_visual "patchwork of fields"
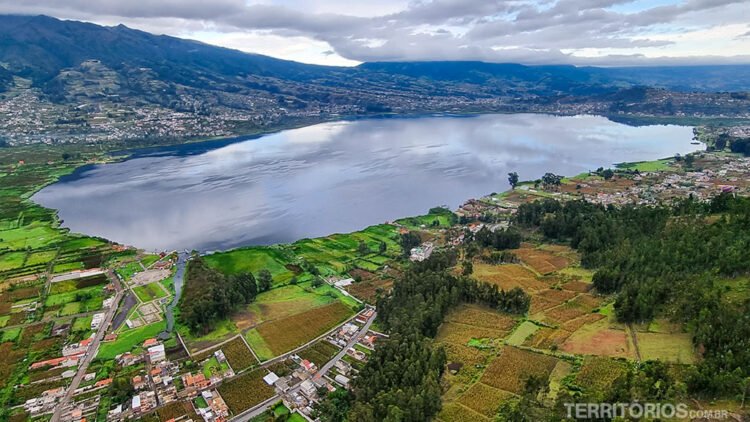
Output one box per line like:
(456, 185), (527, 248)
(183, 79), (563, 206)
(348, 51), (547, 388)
(437, 242), (700, 421)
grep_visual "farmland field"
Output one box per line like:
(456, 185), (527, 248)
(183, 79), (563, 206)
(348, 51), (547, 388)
(437, 402), (489, 422)
(133, 282), (168, 302)
(221, 336), (258, 371)
(217, 369), (275, 414)
(471, 263), (546, 291)
(635, 331), (696, 363)
(560, 318), (636, 359)
(506, 321), (540, 346)
(247, 301), (353, 360)
(97, 321), (167, 359)
(204, 247), (297, 285)
(297, 340), (340, 367)
(514, 246), (570, 275)
(480, 347), (559, 394)
(456, 383), (514, 418)
(573, 356), (629, 394)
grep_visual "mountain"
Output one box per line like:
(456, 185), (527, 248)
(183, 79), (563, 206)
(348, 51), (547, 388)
(0, 15), (748, 146)
(0, 15), (341, 85)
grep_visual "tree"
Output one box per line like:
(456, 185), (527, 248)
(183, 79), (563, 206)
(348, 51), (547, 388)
(461, 260), (473, 276)
(358, 240), (370, 255)
(378, 241), (387, 255)
(399, 231), (421, 257)
(602, 168), (614, 180)
(233, 272), (257, 303)
(289, 276), (298, 285)
(311, 277), (323, 288)
(257, 269), (273, 292)
(684, 154), (695, 168)
(508, 172), (519, 189)
(541, 172), (562, 190)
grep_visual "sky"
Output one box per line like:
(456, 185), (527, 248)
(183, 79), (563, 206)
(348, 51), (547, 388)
(1, 0), (749, 67)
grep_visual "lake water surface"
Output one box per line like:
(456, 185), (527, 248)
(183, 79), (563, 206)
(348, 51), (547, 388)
(34, 114), (697, 251)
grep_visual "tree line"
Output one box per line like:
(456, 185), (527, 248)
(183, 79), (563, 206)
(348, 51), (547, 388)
(178, 256), (263, 334)
(314, 250), (530, 421)
(515, 194), (750, 397)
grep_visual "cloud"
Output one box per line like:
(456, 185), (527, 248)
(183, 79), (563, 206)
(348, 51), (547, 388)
(0, 0), (748, 66)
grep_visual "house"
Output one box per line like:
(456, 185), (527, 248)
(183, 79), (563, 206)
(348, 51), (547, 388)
(299, 380), (317, 398)
(95, 378), (112, 388)
(131, 395), (141, 413)
(275, 378), (291, 392)
(334, 360), (351, 375)
(214, 349), (226, 363)
(148, 344), (166, 363)
(182, 373), (211, 391)
(360, 334), (376, 348)
(263, 372), (280, 386)
(62, 338), (92, 356)
(333, 278), (354, 288)
(143, 338), (159, 348)
(116, 352), (141, 366)
(334, 374), (350, 388)
(355, 309), (374, 324)
(30, 356), (78, 370)
(300, 359), (317, 373)
(103, 333), (118, 342)
(90, 312), (105, 330)
(208, 393), (230, 419)
(132, 375), (147, 390)
(409, 242), (434, 262)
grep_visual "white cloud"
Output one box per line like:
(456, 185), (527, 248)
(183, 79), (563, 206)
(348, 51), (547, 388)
(0, 0), (748, 66)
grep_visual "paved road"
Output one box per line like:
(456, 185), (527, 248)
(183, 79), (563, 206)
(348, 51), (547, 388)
(231, 310), (377, 422)
(51, 270), (124, 422)
(316, 311), (375, 381)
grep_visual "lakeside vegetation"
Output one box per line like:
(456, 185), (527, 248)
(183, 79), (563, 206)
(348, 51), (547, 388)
(2, 128), (750, 419)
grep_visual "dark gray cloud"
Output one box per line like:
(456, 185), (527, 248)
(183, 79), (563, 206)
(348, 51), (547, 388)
(0, 0), (748, 66)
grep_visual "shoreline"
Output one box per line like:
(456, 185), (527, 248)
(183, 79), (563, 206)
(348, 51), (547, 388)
(22, 112), (707, 256)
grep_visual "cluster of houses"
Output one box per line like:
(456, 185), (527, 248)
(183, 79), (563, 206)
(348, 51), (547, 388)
(583, 157), (750, 206)
(107, 339), (235, 422)
(409, 242), (434, 262)
(24, 336), (96, 414)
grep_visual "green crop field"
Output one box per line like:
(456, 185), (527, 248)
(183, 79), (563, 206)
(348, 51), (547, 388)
(98, 321), (166, 359)
(615, 158), (674, 172)
(133, 282), (168, 302)
(204, 246), (297, 284)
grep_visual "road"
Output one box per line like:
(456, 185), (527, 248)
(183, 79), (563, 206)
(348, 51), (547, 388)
(315, 310), (375, 381)
(230, 309), (377, 422)
(51, 270), (124, 422)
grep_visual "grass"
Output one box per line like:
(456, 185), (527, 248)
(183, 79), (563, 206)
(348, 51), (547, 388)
(615, 158), (674, 172)
(0, 252), (26, 272)
(1, 327), (22, 342)
(115, 261), (143, 281)
(72, 315), (93, 332)
(97, 321), (166, 359)
(202, 356), (229, 378)
(636, 332), (696, 364)
(133, 282), (168, 302)
(506, 321), (540, 346)
(204, 247), (297, 284)
(179, 318), (239, 353)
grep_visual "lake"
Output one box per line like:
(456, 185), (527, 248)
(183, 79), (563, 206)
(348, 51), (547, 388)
(34, 114), (697, 251)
